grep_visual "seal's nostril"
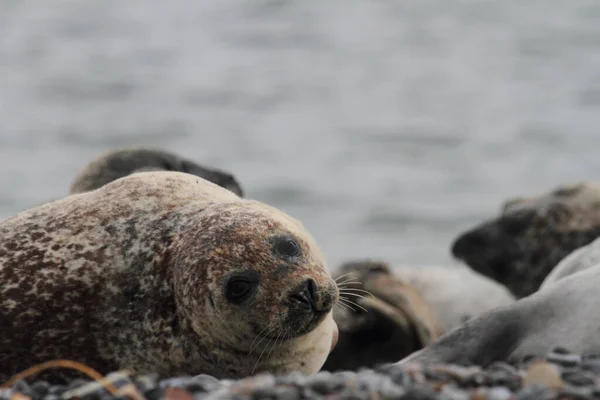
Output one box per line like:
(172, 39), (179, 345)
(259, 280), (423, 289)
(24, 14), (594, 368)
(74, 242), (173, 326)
(290, 279), (317, 311)
(307, 278), (316, 302)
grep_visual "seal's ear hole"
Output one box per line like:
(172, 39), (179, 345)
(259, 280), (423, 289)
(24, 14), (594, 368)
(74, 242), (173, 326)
(273, 236), (302, 259)
(224, 271), (260, 305)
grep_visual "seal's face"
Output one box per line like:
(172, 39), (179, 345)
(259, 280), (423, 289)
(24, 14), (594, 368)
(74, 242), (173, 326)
(220, 233), (338, 338)
(451, 200), (600, 298)
(173, 202), (339, 377)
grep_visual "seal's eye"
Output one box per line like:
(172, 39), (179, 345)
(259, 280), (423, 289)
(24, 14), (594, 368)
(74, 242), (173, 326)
(225, 271), (259, 304)
(273, 237), (301, 258)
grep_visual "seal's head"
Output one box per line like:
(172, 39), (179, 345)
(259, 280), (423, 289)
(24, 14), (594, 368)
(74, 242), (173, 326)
(323, 259), (442, 371)
(451, 200), (600, 298)
(502, 182), (600, 214)
(70, 147), (244, 197)
(172, 201), (338, 377)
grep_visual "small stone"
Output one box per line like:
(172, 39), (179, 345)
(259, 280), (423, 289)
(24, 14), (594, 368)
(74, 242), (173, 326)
(550, 346), (572, 355)
(160, 376), (196, 389)
(191, 374), (221, 392)
(487, 386), (513, 400)
(332, 372), (358, 392)
(547, 352), (581, 368)
(375, 364), (409, 386)
(515, 384), (553, 400)
(31, 381), (50, 397)
(134, 374), (159, 393)
(334, 387), (368, 400)
(164, 387), (194, 400)
(251, 386), (300, 400)
(46, 385), (67, 396)
(561, 370), (596, 387)
(0, 389), (13, 400)
(487, 362), (521, 390)
(556, 388), (593, 400)
(66, 379), (89, 391)
(439, 385), (470, 400)
(144, 387), (166, 400)
(378, 379), (405, 398)
(398, 385), (439, 400)
(523, 360), (564, 389)
(307, 373), (336, 395)
(275, 371), (309, 387)
(582, 357), (600, 373)
(12, 380), (33, 397)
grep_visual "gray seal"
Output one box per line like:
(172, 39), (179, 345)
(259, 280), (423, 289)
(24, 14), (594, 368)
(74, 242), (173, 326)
(70, 147), (244, 196)
(0, 172), (337, 382)
(541, 235), (600, 290)
(451, 197), (600, 298)
(398, 261), (600, 368)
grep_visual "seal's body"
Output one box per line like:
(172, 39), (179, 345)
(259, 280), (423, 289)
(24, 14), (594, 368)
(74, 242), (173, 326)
(541, 235), (600, 290)
(0, 172), (337, 382)
(70, 147), (244, 197)
(398, 262), (600, 368)
(393, 264), (515, 332)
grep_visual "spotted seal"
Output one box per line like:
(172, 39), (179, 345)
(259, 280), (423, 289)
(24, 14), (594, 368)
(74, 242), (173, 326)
(0, 171), (337, 382)
(451, 196), (600, 298)
(398, 261), (600, 368)
(69, 147), (244, 196)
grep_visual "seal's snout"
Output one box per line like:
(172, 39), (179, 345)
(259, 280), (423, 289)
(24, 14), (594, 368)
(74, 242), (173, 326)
(451, 229), (489, 259)
(289, 278), (335, 314)
(289, 278), (318, 311)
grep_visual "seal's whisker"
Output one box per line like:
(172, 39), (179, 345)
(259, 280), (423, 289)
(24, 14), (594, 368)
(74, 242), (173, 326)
(248, 324), (272, 354)
(336, 280), (361, 287)
(252, 336), (274, 375)
(337, 301), (357, 313)
(248, 324), (278, 355)
(266, 331), (283, 360)
(336, 276), (361, 284)
(339, 288), (375, 298)
(334, 272), (355, 282)
(339, 297), (366, 313)
(340, 297), (368, 313)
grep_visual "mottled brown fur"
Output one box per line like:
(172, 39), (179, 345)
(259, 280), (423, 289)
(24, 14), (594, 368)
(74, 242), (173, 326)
(0, 172), (337, 383)
(452, 188), (600, 298)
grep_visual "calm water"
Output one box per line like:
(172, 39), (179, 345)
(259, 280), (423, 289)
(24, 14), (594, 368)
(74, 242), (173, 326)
(1, 0), (600, 269)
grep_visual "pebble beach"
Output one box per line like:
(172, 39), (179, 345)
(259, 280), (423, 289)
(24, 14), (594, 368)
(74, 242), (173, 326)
(3, 348), (600, 399)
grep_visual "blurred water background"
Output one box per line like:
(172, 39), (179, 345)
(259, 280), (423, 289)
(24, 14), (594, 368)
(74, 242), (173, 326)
(1, 0), (600, 270)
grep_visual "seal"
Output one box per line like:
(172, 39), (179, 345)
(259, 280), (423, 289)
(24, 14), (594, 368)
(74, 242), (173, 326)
(393, 263), (515, 333)
(397, 262), (600, 368)
(502, 182), (600, 214)
(0, 171), (337, 382)
(322, 260), (442, 372)
(540, 235), (600, 290)
(450, 198), (600, 298)
(69, 147), (244, 197)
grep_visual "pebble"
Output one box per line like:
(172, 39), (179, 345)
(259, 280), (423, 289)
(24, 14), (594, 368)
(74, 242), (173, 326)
(8, 349), (600, 399)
